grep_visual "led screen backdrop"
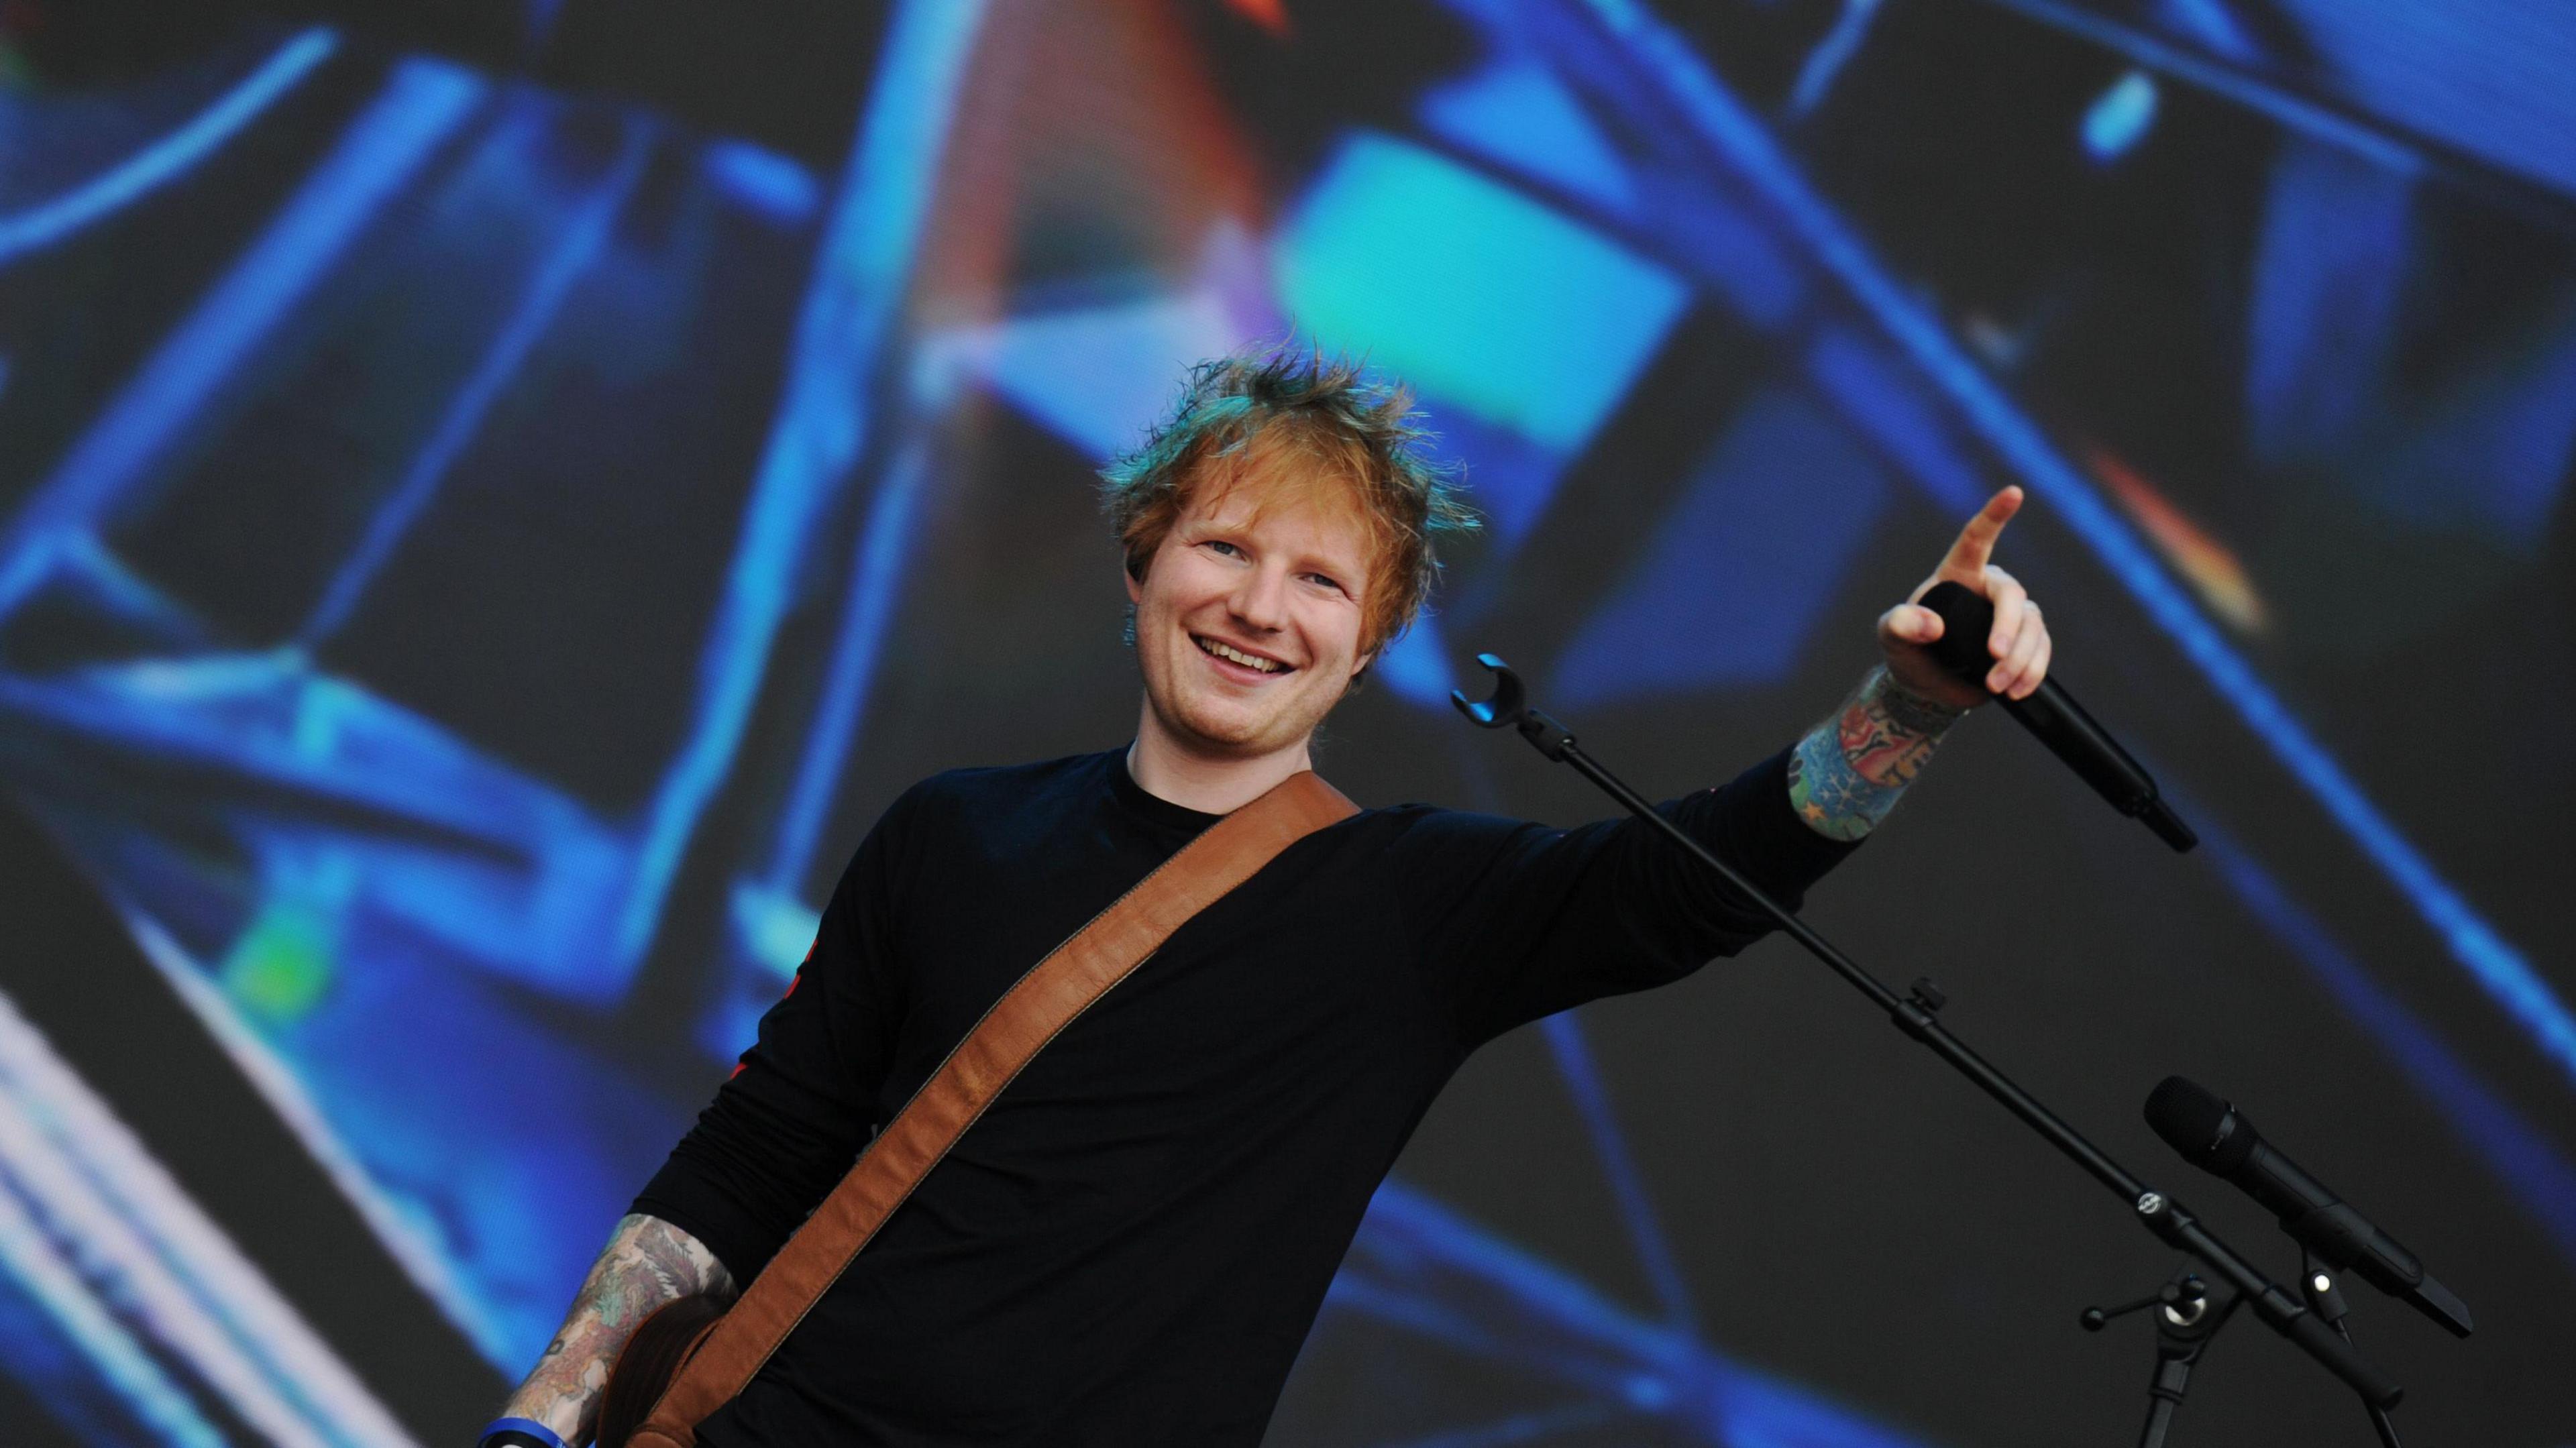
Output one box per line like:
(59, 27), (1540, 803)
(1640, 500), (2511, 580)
(1, 1), (2572, 1443)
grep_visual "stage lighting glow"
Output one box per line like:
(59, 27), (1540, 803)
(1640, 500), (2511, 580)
(731, 881), (823, 982)
(1790, 0), (1886, 117)
(2151, 0), (2263, 63)
(702, 140), (822, 224)
(2082, 70), (2159, 161)
(2088, 447), (2267, 632)
(0, 29), (339, 266)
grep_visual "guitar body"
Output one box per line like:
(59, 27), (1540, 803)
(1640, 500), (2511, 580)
(597, 1293), (729, 1448)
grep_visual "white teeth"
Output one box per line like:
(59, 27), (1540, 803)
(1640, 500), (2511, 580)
(1197, 636), (1285, 673)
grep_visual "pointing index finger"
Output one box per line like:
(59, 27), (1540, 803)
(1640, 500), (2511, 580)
(1940, 487), (2024, 577)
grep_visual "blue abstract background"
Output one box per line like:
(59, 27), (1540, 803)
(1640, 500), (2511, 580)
(1, 1), (2571, 1443)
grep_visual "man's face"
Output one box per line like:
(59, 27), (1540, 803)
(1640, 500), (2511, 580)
(1126, 466), (1377, 762)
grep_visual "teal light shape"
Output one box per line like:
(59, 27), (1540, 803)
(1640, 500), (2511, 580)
(1275, 131), (1687, 455)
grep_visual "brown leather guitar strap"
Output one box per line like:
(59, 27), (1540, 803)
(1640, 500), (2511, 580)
(627, 769), (1357, 1448)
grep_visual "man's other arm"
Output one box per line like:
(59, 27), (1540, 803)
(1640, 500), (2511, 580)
(494, 1213), (737, 1445)
(496, 786), (919, 1440)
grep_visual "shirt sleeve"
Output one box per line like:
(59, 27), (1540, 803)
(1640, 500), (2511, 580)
(1403, 748), (1859, 1049)
(629, 788), (917, 1284)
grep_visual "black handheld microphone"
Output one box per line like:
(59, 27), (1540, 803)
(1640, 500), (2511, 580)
(2146, 1076), (2473, 1338)
(1916, 580), (2196, 852)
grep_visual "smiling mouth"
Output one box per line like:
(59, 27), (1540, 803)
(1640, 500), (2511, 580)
(1193, 634), (1292, 675)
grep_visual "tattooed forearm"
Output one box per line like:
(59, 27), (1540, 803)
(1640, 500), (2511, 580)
(495, 1213), (735, 1443)
(1788, 665), (1964, 842)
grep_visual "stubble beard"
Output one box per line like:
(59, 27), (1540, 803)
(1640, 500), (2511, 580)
(1140, 625), (1346, 762)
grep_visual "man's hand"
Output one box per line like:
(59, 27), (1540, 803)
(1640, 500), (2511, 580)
(1788, 487), (2053, 841)
(1876, 487), (2051, 711)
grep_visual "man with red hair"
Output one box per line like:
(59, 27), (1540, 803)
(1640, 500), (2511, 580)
(490, 348), (2050, 1446)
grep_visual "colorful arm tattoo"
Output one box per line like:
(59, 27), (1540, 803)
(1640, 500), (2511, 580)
(495, 1213), (736, 1443)
(1787, 665), (1965, 842)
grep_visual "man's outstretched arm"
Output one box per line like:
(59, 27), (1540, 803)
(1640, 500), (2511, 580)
(494, 1213), (737, 1445)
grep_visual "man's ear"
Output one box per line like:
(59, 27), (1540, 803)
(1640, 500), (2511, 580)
(1124, 563), (1144, 604)
(1349, 651), (1375, 680)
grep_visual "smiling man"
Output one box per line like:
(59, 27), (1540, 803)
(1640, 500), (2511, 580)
(489, 349), (2050, 1447)
(1111, 375), (1477, 812)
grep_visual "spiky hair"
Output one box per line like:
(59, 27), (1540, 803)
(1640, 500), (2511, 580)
(1097, 345), (1479, 655)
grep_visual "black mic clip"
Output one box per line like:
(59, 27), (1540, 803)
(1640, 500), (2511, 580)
(1452, 653), (1572, 761)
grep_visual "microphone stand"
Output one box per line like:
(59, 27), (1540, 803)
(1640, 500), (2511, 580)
(1452, 655), (2405, 1439)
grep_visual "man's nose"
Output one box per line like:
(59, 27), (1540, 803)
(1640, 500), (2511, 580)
(1230, 562), (1292, 632)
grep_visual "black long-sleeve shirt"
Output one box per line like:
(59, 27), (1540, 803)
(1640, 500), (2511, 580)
(634, 746), (1855, 1446)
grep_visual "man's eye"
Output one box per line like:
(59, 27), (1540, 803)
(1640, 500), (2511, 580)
(1204, 540), (1244, 557)
(1305, 573), (1345, 593)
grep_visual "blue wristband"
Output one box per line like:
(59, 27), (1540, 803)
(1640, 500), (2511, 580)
(478, 1418), (569, 1448)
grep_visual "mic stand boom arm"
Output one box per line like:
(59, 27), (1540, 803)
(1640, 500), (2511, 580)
(1451, 655), (2402, 1416)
